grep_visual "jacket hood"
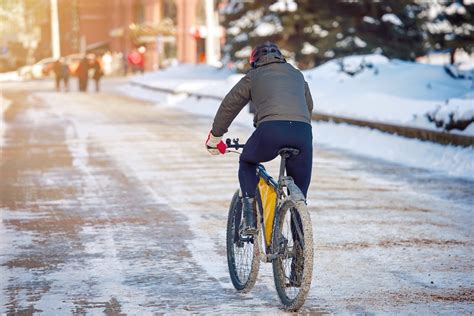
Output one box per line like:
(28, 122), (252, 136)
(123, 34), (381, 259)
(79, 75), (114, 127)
(253, 53), (286, 68)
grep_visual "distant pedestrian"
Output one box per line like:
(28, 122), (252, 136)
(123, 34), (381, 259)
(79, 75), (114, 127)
(122, 52), (128, 75)
(127, 49), (144, 74)
(53, 59), (62, 91)
(137, 46), (146, 74)
(92, 57), (104, 92)
(76, 56), (89, 92)
(61, 60), (70, 92)
(53, 58), (70, 92)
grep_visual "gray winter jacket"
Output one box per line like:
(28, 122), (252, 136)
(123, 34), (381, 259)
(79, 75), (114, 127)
(211, 53), (314, 137)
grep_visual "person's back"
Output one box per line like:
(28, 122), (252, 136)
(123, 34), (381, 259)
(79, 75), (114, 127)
(205, 42), (314, 234)
(247, 56), (312, 127)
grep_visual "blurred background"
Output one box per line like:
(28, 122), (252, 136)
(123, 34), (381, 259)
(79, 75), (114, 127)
(0, 0), (473, 77)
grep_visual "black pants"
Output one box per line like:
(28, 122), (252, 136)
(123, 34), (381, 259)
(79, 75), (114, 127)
(79, 78), (88, 92)
(239, 120), (313, 198)
(55, 76), (61, 91)
(94, 79), (100, 92)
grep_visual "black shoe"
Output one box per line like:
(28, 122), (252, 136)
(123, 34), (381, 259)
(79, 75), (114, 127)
(242, 197), (257, 235)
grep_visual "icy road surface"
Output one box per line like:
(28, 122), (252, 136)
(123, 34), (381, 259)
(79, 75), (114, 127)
(1, 80), (473, 314)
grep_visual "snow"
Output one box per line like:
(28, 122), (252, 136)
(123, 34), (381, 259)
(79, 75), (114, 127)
(1, 95), (12, 147)
(254, 22), (279, 36)
(445, 2), (467, 15)
(227, 25), (241, 36)
(440, 98), (473, 122)
(235, 45), (252, 59)
(307, 24), (329, 38)
(324, 50), (335, 58)
(253, 15), (283, 37)
(426, 19), (454, 34)
(301, 42), (319, 55)
(354, 36), (367, 48)
(234, 32), (249, 42)
(117, 60), (474, 180)
(363, 16), (378, 24)
(336, 36), (367, 49)
(382, 13), (403, 26)
(128, 56), (473, 137)
(417, 50), (474, 70)
(130, 64), (236, 98)
(424, 97), (474, 134)
(229, 9), (263, 31)
(336, 37), (352, 48)
(269, 0), (297, 12)
(315, 122), (474, 179)
(0, 71), (21, 82)
(221, 0), (244, 15)
(426, 2), (445, 20)
(303, 55), (473, 134)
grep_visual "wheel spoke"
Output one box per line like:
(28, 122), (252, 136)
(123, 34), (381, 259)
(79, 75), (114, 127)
(228, 197), (258, 288)
(273, 201), (313, 309)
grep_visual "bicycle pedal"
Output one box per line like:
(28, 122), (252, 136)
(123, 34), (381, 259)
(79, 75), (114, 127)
(242, 227), (258, 236)
(286, 281), (301, 288)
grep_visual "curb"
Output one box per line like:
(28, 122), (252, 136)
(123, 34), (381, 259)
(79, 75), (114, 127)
(130, 81), (474, 148)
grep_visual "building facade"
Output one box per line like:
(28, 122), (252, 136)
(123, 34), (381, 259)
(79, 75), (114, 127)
(66, 0), (221, 70)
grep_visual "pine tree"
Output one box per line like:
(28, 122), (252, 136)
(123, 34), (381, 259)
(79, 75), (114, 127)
(219, 0), (428, 70)
(424, 0), (474, 64)
(219, 0), (286, 70)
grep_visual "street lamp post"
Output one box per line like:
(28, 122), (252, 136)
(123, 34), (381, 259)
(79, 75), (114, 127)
(205, 0), (218, 66)
(50, 0), (61, 59)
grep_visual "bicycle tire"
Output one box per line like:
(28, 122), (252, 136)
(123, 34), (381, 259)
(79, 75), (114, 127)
(272, 199), (313, 311)
(226, 189), (260, 293)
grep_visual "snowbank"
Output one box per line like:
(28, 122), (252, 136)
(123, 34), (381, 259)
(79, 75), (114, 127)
(303, 55), (473, 135)
(131, 63), (239, 98)
(130, 56), (473, 135)
(424, 98), (474, 135)
(315, 122), (474, 179)
(0, 71), (21, 82)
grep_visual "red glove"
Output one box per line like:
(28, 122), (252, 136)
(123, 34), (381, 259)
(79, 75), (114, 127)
(205, 131), (227, 155)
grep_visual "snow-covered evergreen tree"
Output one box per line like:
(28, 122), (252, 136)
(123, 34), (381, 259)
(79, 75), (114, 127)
(219, 0), (427, 70)
(423, 0), (474, 64)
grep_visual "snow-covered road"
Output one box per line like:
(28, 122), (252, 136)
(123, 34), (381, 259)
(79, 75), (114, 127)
(1, 80), (472, 314)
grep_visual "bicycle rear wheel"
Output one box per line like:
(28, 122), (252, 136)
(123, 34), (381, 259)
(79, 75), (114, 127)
(272, 199), (313, 311)
(226, 190), (260, 292)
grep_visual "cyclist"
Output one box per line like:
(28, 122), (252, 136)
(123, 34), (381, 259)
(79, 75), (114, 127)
(206, 42), (314, 234)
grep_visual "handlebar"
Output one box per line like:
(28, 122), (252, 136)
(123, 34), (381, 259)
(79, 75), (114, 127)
(225, 138), (245, 150)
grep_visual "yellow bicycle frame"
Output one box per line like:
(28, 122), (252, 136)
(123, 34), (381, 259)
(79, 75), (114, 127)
(258, 177), (277, 247)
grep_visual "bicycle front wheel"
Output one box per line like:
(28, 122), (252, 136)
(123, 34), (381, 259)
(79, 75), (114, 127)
(226, 190), (260, 293)
(272, 199), (313, 311)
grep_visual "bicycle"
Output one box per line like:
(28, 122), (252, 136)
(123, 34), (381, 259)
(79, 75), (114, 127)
(224, 138), (314, 311)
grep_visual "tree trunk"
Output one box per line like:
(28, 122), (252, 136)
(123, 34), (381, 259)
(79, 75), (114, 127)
(450, 48), (457, 65)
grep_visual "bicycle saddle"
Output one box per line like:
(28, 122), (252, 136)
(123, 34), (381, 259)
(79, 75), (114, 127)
(278, 148), (300, 157)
